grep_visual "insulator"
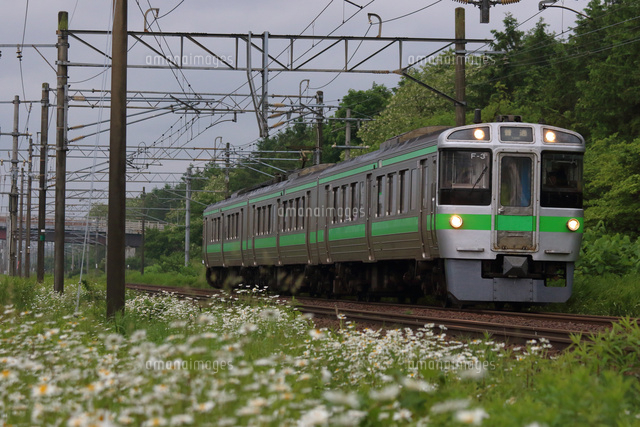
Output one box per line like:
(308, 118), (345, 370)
(451, 0), (470, 3)
(501, 0), (521, 4)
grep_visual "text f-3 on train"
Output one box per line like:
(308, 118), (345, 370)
(203, 115), (584, 307)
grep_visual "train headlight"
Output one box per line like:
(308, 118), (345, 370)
(567, 218), (580, 232)
(450, 215), (463, 229)
(473, 128), (485, 140)
(544, 130), (557, 143)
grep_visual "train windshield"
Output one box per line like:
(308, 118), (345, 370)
(439, 150), (491, 205)
(541, 152), (583, 208)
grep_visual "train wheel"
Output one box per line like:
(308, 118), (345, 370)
(205, 268), (217, 288)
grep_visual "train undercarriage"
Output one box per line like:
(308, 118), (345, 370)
(206, 259), (448, 304)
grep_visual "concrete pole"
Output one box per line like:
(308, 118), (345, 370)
(224, 143), (230, 199)
(185, 167), (192, 267)
(26, 139), (32, 277)
(345, 108), (351, 161)
(107, 0), (128, 318)
(19, 166), (25, 277)
(455, 8), (466, 127)
(54, 11), (69, 292)
(261, 32), (269, 138)
(38, 83), (49, 282)
(140, 186), (145, 275)
(315, 91), (324, 166)
(8, 96), (20, 276)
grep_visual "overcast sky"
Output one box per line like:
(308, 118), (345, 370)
(0, 0), (588, 220)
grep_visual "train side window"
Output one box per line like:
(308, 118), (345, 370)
(399, 170), (409, 214)
(267, 205), (272, 234)
(376, 176), (385, 217)
(295, 198), (300, 229)
(331, 187), (340, 224)
(339, 185), (346, 222)
(410, 169), (418, 211)
(360, 181), (366, 218)
(387, 173), (396, 216)
(281, 201), (286, 232)
(349, 182), (358, 221)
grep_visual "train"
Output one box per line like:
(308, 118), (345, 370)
(203, 117), (585, 306)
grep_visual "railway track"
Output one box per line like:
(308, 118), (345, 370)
(125, 283), (631, 349)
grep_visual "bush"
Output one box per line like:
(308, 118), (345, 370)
(576, 222), (640, 277)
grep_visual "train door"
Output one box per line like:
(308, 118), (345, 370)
(324, 185), (332, 263)
(239, 208), (245, 266)
(494, 153), (537, 251)
(419, 159), (437, 257)
(250, 205), (257, 264)
(365, 174), (374, 261)
(304, 191), (312, 264)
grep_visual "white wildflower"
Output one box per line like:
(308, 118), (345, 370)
(454, 408), (489, 425)
(298, 405), (329, 426)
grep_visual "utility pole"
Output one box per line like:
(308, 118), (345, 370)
(107, 0), (128, 318)
(9, 96), (20, 276)
(140, 186), (145, 275)
(224, 143), (230, 198)
(26, 139), (33, 277)
(455, 7), (466, 126)
(315, 90), (324, 166)
(262, 32), (269, 138)
(345, 108), (351, 161)
(19, 166), (25, 277)
(54, 11), (69, 292)
(38, 83), (49, 282)
(185, 167), (191, 267)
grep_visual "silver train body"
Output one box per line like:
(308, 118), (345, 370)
(203, 121), (585, 304)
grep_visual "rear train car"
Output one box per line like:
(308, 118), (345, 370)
(203, 119), (584, 304)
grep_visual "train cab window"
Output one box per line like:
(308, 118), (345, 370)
(500, 157), (532, 207)
(439, 150), (491, 205)
(541, 152), (583, 208)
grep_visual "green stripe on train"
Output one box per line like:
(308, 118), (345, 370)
(435, 214), (492, 230)
(319, 164), (376, 185)
(328, 223), (366, 241)
(381, 146), (437, 166)
(495, 215), (536, 232)
(280, 233), (306, 246)
(372, 216), (419, 236)
(540, 216), (583, 233)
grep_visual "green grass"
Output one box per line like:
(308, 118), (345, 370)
(1, 277), (639, 426)
(545, 273), (640, 317)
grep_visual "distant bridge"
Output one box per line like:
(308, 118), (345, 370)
(0, 217), (168, 248)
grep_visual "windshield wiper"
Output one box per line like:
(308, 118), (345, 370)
(471, 165), (488, 190)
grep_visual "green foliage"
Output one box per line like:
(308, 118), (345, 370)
(577, 225), (640, 276)
(358, 52), (466, 151)
(584, 136), (640, 234)
(569, 317), (640, 379)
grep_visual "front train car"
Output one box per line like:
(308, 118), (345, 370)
(435, 120), (584, 304)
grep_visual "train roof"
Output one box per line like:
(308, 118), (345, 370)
(204, 126), (450, 214)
